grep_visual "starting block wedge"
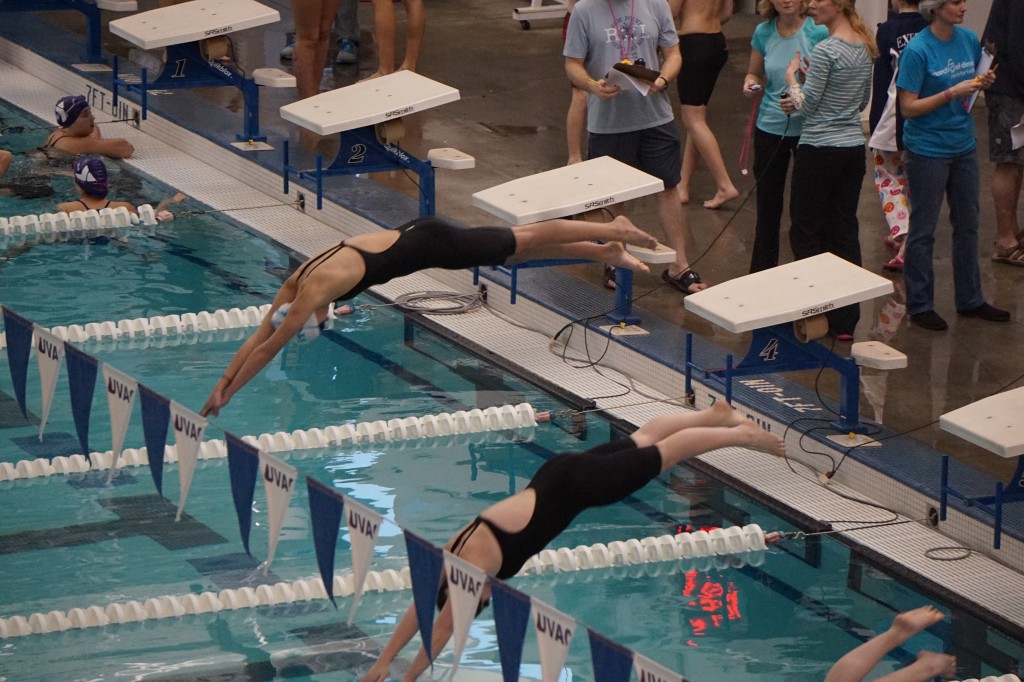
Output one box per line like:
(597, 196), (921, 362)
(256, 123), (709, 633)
(683, 254), (895, 432)
(280, 72), (466, 216)
(252, 68), (296, 88)
(850, 341), (907, 370)
(626, 242), (676, 264)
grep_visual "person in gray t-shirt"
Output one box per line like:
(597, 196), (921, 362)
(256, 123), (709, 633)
(564, 0), (709, 295)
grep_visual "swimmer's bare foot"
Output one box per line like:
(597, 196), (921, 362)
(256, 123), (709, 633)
(610, 215), (658, 249)
(707, 398), (748, 428)
(677, 185), (690, 204)
(735, 420), (786, 457)
(891, 606), (945, 643)
(397, 62), (417, 73)
(600, 242), (650, 275)
(703, 187), (740, 210)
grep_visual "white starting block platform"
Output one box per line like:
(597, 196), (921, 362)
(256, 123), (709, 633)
(471, 157), (673, 324)
(472, 156), (664, 225)
(109, 0), (279, 50)
(280, 72), (472, 216)
(108, 0), (287, 148)
(939, 387), (1024, 548)
(280, 71), (461, 136)
(682, 254), (897, 433)
(684, 253), (893, 333)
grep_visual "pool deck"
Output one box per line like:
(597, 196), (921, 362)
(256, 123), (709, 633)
(1, 0), (1023, 660)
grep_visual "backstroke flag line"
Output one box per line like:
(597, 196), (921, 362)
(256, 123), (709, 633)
(260, 450), (297, 572)
(170, 400), (206, 521)
(343, 495), (383, 624)
(442, 550), (488, 679)
(103, 363), (137, 483)
(2, 307), (32, 418)
(33, 325), (64, 442)
(532, 598), (575, 682)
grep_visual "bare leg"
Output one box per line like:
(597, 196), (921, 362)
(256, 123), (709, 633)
(677, 134), (698, 204)
(631, 399), (746, 446)
(679, 104), (739, 209)
(397, 0), (424, 72)
(511, 241), (650, 274)
(657, 187), (707, 290)
(566, 87), (587, 165)
(992, 162), (1023, 252)
(365, 0), (398, 79)
(509, 215), (658, 253)
(293, 0), (341, 100)
(653, 418), (785, 472)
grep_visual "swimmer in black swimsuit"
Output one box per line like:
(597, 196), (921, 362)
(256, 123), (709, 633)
(361, 400), (787, 682)
(200, 214), (660, 417)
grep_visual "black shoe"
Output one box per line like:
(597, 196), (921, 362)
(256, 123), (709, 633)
(957, 302), (1010, 322)
(910, 310), (948, 331)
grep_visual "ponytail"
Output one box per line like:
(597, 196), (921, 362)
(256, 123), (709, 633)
(847, 1), (879, 58)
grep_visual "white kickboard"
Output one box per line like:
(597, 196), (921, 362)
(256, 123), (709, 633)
(684, 253), (893, 333)
(940, 386), (1024, 458)
(279, 71), (460, 136)
(472, 156), (663, 225)
(109, 0), (280, 50)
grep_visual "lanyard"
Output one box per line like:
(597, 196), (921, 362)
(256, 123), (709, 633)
(606, 0), (636, 62)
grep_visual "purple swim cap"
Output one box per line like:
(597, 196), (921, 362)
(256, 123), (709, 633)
(73, 157), (109, 198)
(55, 95), (89, 128)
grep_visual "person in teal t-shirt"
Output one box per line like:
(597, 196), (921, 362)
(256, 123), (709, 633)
(743, 0), (828, 272)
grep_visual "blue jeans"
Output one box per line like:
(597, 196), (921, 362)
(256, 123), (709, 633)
(904, 149), (984, 315)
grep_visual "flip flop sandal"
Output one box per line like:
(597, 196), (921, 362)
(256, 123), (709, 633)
(991, 245), (1024, 267)
(661, 268), (703, 295)
(603, 264), (617, 290)
(883, 254), (904, 272)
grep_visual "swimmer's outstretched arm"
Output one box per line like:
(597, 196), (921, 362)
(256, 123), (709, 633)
(200, 280), (318, 417)
(154, 192), (186, 221)
(825, 606), (954, 682)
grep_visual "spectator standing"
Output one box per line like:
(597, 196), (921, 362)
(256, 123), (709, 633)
(669, 0), (740, 209)
(983, 0), (1024, 266)
(868, 0), (929, 272)
(782, 0), (876, 340)
(364, 0), (425, 79)
(743, 0), (828, 272)
(564, 0), (709, 295)
(897, 0), (1008, 330)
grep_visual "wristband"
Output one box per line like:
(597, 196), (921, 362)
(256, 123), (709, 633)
(655, 75), (667, 87)
(944, 88), (954, 101)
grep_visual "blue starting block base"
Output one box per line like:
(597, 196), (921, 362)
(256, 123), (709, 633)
(683, 323), (868, 434)
(474, 259), (641, 326)
(282, 129), (437, 216)
(111, 44), (266, 144)
(940, 456), (1024, 550)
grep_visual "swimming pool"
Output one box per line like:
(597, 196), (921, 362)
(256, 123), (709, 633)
(1, 99), (1022, 681)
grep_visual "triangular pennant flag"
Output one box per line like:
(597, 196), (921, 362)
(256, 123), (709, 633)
(225, 432), (260, 554)
(169, 400), (206, 521)
(405, 531), (444, 667)
(307, 477), (345, 606)
(64, 343), (98, 461)
(2, 307), (33, 418)
(102, 363), (137, 483)
(531, 598), (576, 682)
(33, 325), (64, 441)
(138, 384), (170, 495)
(491, 579), (532, 682)
(259, 450), (297, 571)
(343, 495), (383, 624)
(442, 550), (488, 679)
(588, 628), (633, 682)
(633, 652), (685, 682)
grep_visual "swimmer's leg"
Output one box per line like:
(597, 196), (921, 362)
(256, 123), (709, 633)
(509, 215), (658, 253)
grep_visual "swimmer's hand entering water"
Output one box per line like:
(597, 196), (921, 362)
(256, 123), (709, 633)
(155, 192), (186, 221)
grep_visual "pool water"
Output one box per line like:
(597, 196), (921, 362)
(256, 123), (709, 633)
(1, 99), (1022, 681)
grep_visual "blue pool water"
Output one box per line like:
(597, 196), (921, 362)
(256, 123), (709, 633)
(1, 99), (1022, 681)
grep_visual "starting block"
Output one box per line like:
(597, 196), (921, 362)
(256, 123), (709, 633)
(279, 71), (473, 215)
(0, 0), (137, 64)
(109, 0), (288, 148)
(472, 156), (670, 322)
(683, 253), (895, 433)
(939, 387), (1024, 549)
